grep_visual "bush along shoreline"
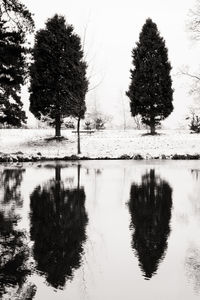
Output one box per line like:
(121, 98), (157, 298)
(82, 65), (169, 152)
(0, 152), (200, 162)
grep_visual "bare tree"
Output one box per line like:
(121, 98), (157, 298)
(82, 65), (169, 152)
(120, 91), (127, 130)
(187, 0), (200, 41)
(74, 20), (104, 154)
(178, 2), (200, 107)
(133, 115), (142, 130)
(178, 66), (200, 96)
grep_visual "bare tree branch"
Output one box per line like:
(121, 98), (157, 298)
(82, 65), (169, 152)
(180, 71), (200, 81)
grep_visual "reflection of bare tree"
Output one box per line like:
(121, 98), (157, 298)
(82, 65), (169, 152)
(95, 169), (102, 176)
(65, 177), (74, 187)
(30, 165), (88, 289)
(85, 168), (102, 176)
(128, 169), (172, 279)
(185, 247), (200, 295)
(191, 169), (200, 181)
(189, 170), (200, 216)
(0, 169), (35, 299)
(0, 168), (25, 205)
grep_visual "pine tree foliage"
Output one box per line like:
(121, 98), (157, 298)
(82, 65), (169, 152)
(0, 0), (33, 128)
(0, 0), (34, 32)
(29, 14), (88, 137)
(0, 20), (27, 127)
(126, 18), (173, 134)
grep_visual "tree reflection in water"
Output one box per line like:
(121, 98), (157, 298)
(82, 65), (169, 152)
(128, 169), (172, 279)
(0, 169), (35, 299)
(1, 168), (25, 205)
(30, 164), (88, 289)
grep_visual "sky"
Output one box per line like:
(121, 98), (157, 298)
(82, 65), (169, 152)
(22, 0), (199, 128)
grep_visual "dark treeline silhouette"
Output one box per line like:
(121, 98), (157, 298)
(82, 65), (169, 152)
(0, 169), (35, 299)
(128, 169), (172, 279)
(30, 165), (88, 289)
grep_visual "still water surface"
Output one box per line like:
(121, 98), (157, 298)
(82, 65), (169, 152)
(0, 160), (200, 300)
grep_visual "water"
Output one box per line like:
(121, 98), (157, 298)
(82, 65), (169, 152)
(0, 160), (200, 300)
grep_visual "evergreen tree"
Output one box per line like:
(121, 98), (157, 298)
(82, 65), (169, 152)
(0, 0), (34, 32)
(126, 18), (173, 134)
(0, 20), (27, 127)
(29, 14), (88, 138)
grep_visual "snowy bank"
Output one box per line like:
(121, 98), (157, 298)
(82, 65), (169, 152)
(0, 129), (200, 161)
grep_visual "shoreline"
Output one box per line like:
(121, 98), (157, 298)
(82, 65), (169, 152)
(0, 153), (200, 162)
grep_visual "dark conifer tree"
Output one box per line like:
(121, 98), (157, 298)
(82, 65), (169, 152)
(126, 18), (173, 134)
(0, 20), (27, 127)
(29, 14), (88, 138)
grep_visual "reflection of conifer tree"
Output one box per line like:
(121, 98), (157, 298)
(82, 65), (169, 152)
(0, 169), (31, 298)
(0, 216), (30, 297)
(30, 165), (88, 289)
(128, 169), (172, 279)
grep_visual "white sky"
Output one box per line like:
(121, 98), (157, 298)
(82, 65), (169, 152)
(22, 0), (199, 128)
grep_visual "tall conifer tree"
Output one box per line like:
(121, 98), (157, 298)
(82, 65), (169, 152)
(126, 18), (173, 134)
(0, 0), (34, 128)
(0, 20), (27, 127)
(29, 14), (88, 138)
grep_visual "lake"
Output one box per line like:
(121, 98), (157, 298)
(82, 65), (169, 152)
(0, 160), (200, 300)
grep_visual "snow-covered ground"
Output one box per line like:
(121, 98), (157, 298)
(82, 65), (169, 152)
(0, 129), (200, 159)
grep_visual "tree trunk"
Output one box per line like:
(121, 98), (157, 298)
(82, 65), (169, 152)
(77, 117), (81, 154)
(55, 165), (61, 213)
(55, 165), (61, 181)
(55, 114), (61, 137)
(77, 164), (80, 190)
(150, 120), (156, 135)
